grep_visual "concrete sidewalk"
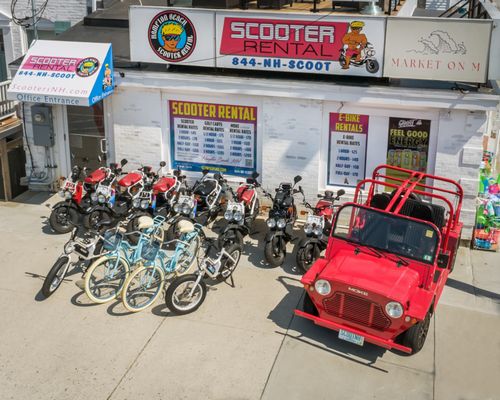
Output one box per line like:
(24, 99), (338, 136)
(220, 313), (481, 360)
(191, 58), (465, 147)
(0, 192), (499, 400)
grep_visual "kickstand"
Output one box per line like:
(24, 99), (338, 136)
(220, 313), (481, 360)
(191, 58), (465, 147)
(227, 274), (235, 288)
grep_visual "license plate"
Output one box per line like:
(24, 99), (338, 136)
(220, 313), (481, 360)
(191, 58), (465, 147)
(338, 329), (364, 346)
(63, 180), (75, 191)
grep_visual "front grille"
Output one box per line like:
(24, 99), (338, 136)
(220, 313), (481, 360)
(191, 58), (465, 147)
(323, 292), (391, 331)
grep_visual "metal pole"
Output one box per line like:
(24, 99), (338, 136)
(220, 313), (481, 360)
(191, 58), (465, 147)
(31, 0), (38, 41)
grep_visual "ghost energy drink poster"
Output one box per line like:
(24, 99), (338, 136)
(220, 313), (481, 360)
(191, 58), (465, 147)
(169, 100), (257, 176)
(328, 113), (368, 187)
(386, 117), (431, 186)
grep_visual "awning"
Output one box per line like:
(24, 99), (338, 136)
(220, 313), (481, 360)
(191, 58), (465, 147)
(7, 40), (114, 107)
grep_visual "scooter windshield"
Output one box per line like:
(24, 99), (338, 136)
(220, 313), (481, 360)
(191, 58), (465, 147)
(332, 205), (439, 265)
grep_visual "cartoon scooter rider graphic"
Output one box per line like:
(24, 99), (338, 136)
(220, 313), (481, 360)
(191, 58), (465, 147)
(341, 21), (367, 69)
(161, 22), (184, 53)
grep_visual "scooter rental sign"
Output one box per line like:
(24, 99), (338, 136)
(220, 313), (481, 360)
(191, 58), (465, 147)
(216, 12), (386, 77)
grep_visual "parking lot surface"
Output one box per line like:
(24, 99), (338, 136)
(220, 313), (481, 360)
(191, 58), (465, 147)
(1, 192), (499, 400)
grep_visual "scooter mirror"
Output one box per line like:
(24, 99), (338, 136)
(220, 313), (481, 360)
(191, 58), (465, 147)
(337, 189), (346, 197)
(160, 161), (166, 167)
(251, 171), (260, 179)
(293, 175), (302, 184)
(120, 159), (128, 166)
(173, 169), (181, 177)
(202, 169), (209, 176)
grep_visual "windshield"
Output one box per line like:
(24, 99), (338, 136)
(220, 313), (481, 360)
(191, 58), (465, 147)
(332, 205), (439, 264)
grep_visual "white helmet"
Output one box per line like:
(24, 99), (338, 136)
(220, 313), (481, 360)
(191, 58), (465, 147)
(137, 216), (154, 230)
(177, 219), (195, 234)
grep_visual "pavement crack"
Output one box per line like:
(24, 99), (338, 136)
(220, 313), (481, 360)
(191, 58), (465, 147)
(259, 291), (303, 400)
(106, 316), (168, 400)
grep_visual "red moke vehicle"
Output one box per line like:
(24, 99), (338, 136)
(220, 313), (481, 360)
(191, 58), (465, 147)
(295, 165), (464, 354)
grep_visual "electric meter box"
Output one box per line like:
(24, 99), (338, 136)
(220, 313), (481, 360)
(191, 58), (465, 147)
(31, 105), (54, 147)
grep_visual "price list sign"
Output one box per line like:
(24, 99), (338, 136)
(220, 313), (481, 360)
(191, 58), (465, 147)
(327, 113), (369, 187)
(169, 100), (257, 176)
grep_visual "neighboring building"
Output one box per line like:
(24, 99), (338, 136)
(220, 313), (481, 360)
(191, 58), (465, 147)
(7, 0), (500, 239)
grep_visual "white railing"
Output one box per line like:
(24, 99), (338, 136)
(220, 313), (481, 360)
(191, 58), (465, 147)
(0, 80), (17, 121)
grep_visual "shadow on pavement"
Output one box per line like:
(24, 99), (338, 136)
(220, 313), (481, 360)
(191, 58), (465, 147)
(446, 277), (500, 301)
(106, 300), (136, 316)
(268, 275), (388, 370)
(71, 290), (100, 307)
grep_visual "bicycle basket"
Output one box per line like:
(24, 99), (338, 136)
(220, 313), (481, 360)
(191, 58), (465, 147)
(103, 231), (123, 251)
(141, 241), (160, 262)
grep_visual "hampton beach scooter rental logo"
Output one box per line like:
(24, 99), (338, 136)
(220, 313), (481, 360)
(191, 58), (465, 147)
(148, 10), (196, 62)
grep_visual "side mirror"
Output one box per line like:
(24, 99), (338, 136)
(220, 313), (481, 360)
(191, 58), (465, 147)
(337, 189), (346, 197)
(120, 158), (128, 167)
(437, 253), (449, 269)
(173, 169), (181, 177)
(252, 171), (260, 179)
(160, 161), (166, 167)
(293, 175), (302, 184)
(202, 169), (209, 176)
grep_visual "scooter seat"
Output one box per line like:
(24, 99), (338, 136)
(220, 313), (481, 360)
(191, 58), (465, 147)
(153, 177), (176, 193)
(84, 169), (106, 184)
(178, 220), (195, 234)
(118, 172), (142, 187)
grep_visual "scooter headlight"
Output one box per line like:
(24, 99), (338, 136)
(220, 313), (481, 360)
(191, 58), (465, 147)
(64, 242), (75, 254)
(277, 218), (286, 229)
(313, 227), (323, 236)
(224, 210), (233, 220)
(173, 204), (181, 213)
(303, 224), (313, 234)
(132, 198), (141, 208)
(266, 218), (276, 228)
(64, 191), (73, 200)
(90, 192), (98, 203)
(385, 302), (404, 319)
(140, 199), (149, 209)
(233, 211), (243, 222)
(98, 194), (106, 204)
(182, 204), (192, 214)
(314, 279), (331, 296)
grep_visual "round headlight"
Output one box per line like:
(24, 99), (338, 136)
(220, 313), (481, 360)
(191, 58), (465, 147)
(314, 279), (331, 296)
(58, 190), (65, 198)
(182, 204), (191, 214)
(266, 218), (276, 228)
(90, 192), (98, 202)
(140, 199), (149, 209)
(385, 302), (404, 318)
(173, 204), (181, 213)
(313, 227), (323, 236)
(64, 191), (73, 200)
(303, 224), (313, 234)
(64, 242), (75, 254)
(98, 194), (106, 203)
(132, 198), (141, 208)
(224, 210), (233, 220)
(277, 218), (286, 229)
(234, 211), (243, 222)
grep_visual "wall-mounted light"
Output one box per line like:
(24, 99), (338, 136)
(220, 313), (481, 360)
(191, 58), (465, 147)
(33, 112), (45, 123)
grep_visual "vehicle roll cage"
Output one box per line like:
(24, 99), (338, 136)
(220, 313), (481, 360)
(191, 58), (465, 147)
(352, 165), (463, 250)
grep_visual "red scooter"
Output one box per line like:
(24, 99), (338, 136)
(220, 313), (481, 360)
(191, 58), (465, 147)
(295, 189), (344, 272)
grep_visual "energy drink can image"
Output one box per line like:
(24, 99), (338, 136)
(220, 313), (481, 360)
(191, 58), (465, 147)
(411, 151), (420, 170)
(387, 150), (395, 165)
(402, 149), (412, 169)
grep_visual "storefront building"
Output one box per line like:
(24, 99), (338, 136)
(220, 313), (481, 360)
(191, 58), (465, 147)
(8, 2), (500, 240)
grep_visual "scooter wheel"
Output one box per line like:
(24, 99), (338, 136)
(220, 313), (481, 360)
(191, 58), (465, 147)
(296, 243), (321, 273)
(218, 230), (244, 250)
(264, 237), (286, 267)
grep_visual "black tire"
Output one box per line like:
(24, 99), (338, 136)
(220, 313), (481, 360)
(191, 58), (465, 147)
(264, 235), (286, 267)
(41, 256), (70, 298)
(49, 206), (78, 234)
(303, 292), (318, 316)
(126, 212), (149, 245)
(402, 311), (431, 354)
(449, 233), (462, 273)
(165, 274), (207, 315)
(366, 59), (379, 73)
(83, 209), (112, 231)
(217, 243), (242, 282)
(296, 242), (321, 273)
(218, 229), (244, 250)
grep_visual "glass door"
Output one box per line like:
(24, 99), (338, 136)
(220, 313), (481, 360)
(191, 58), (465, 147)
(67, 103), (107, 170)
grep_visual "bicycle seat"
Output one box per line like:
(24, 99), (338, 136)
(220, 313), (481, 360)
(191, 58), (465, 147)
(138, 216), (154, 230)
(178, 219), (195, 234)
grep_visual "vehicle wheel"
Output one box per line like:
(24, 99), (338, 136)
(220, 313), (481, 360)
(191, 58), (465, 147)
(296, 242), (321, 273)
(366, 59), (379, 73)
(84, 255), (130, 304)
(42, 256), (71, 297)
(264, 236), (286, 267)
(83, 209), (112, 231)
(402, 311), (431, 354)
(49, 206), (78, 234)
(217, 243), (242, 282)
(122, 265), (165, 312)
(218, 229), (244, 250)
(449, 233), (462, 273)
(165, 274), (207, 315)
(303, 292), (318, 316)
(126, 212), (150, 245)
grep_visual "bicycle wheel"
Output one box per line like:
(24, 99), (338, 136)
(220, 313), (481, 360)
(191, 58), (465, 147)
(122, 265), (165, 312)
(165, 274), (207, 315)
(42, 256), (71, 298)
(175, 235), (200, 275)
(84, 255), (130, 304)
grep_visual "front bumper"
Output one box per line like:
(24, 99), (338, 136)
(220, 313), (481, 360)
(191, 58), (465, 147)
(294, 309), (412, 354)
